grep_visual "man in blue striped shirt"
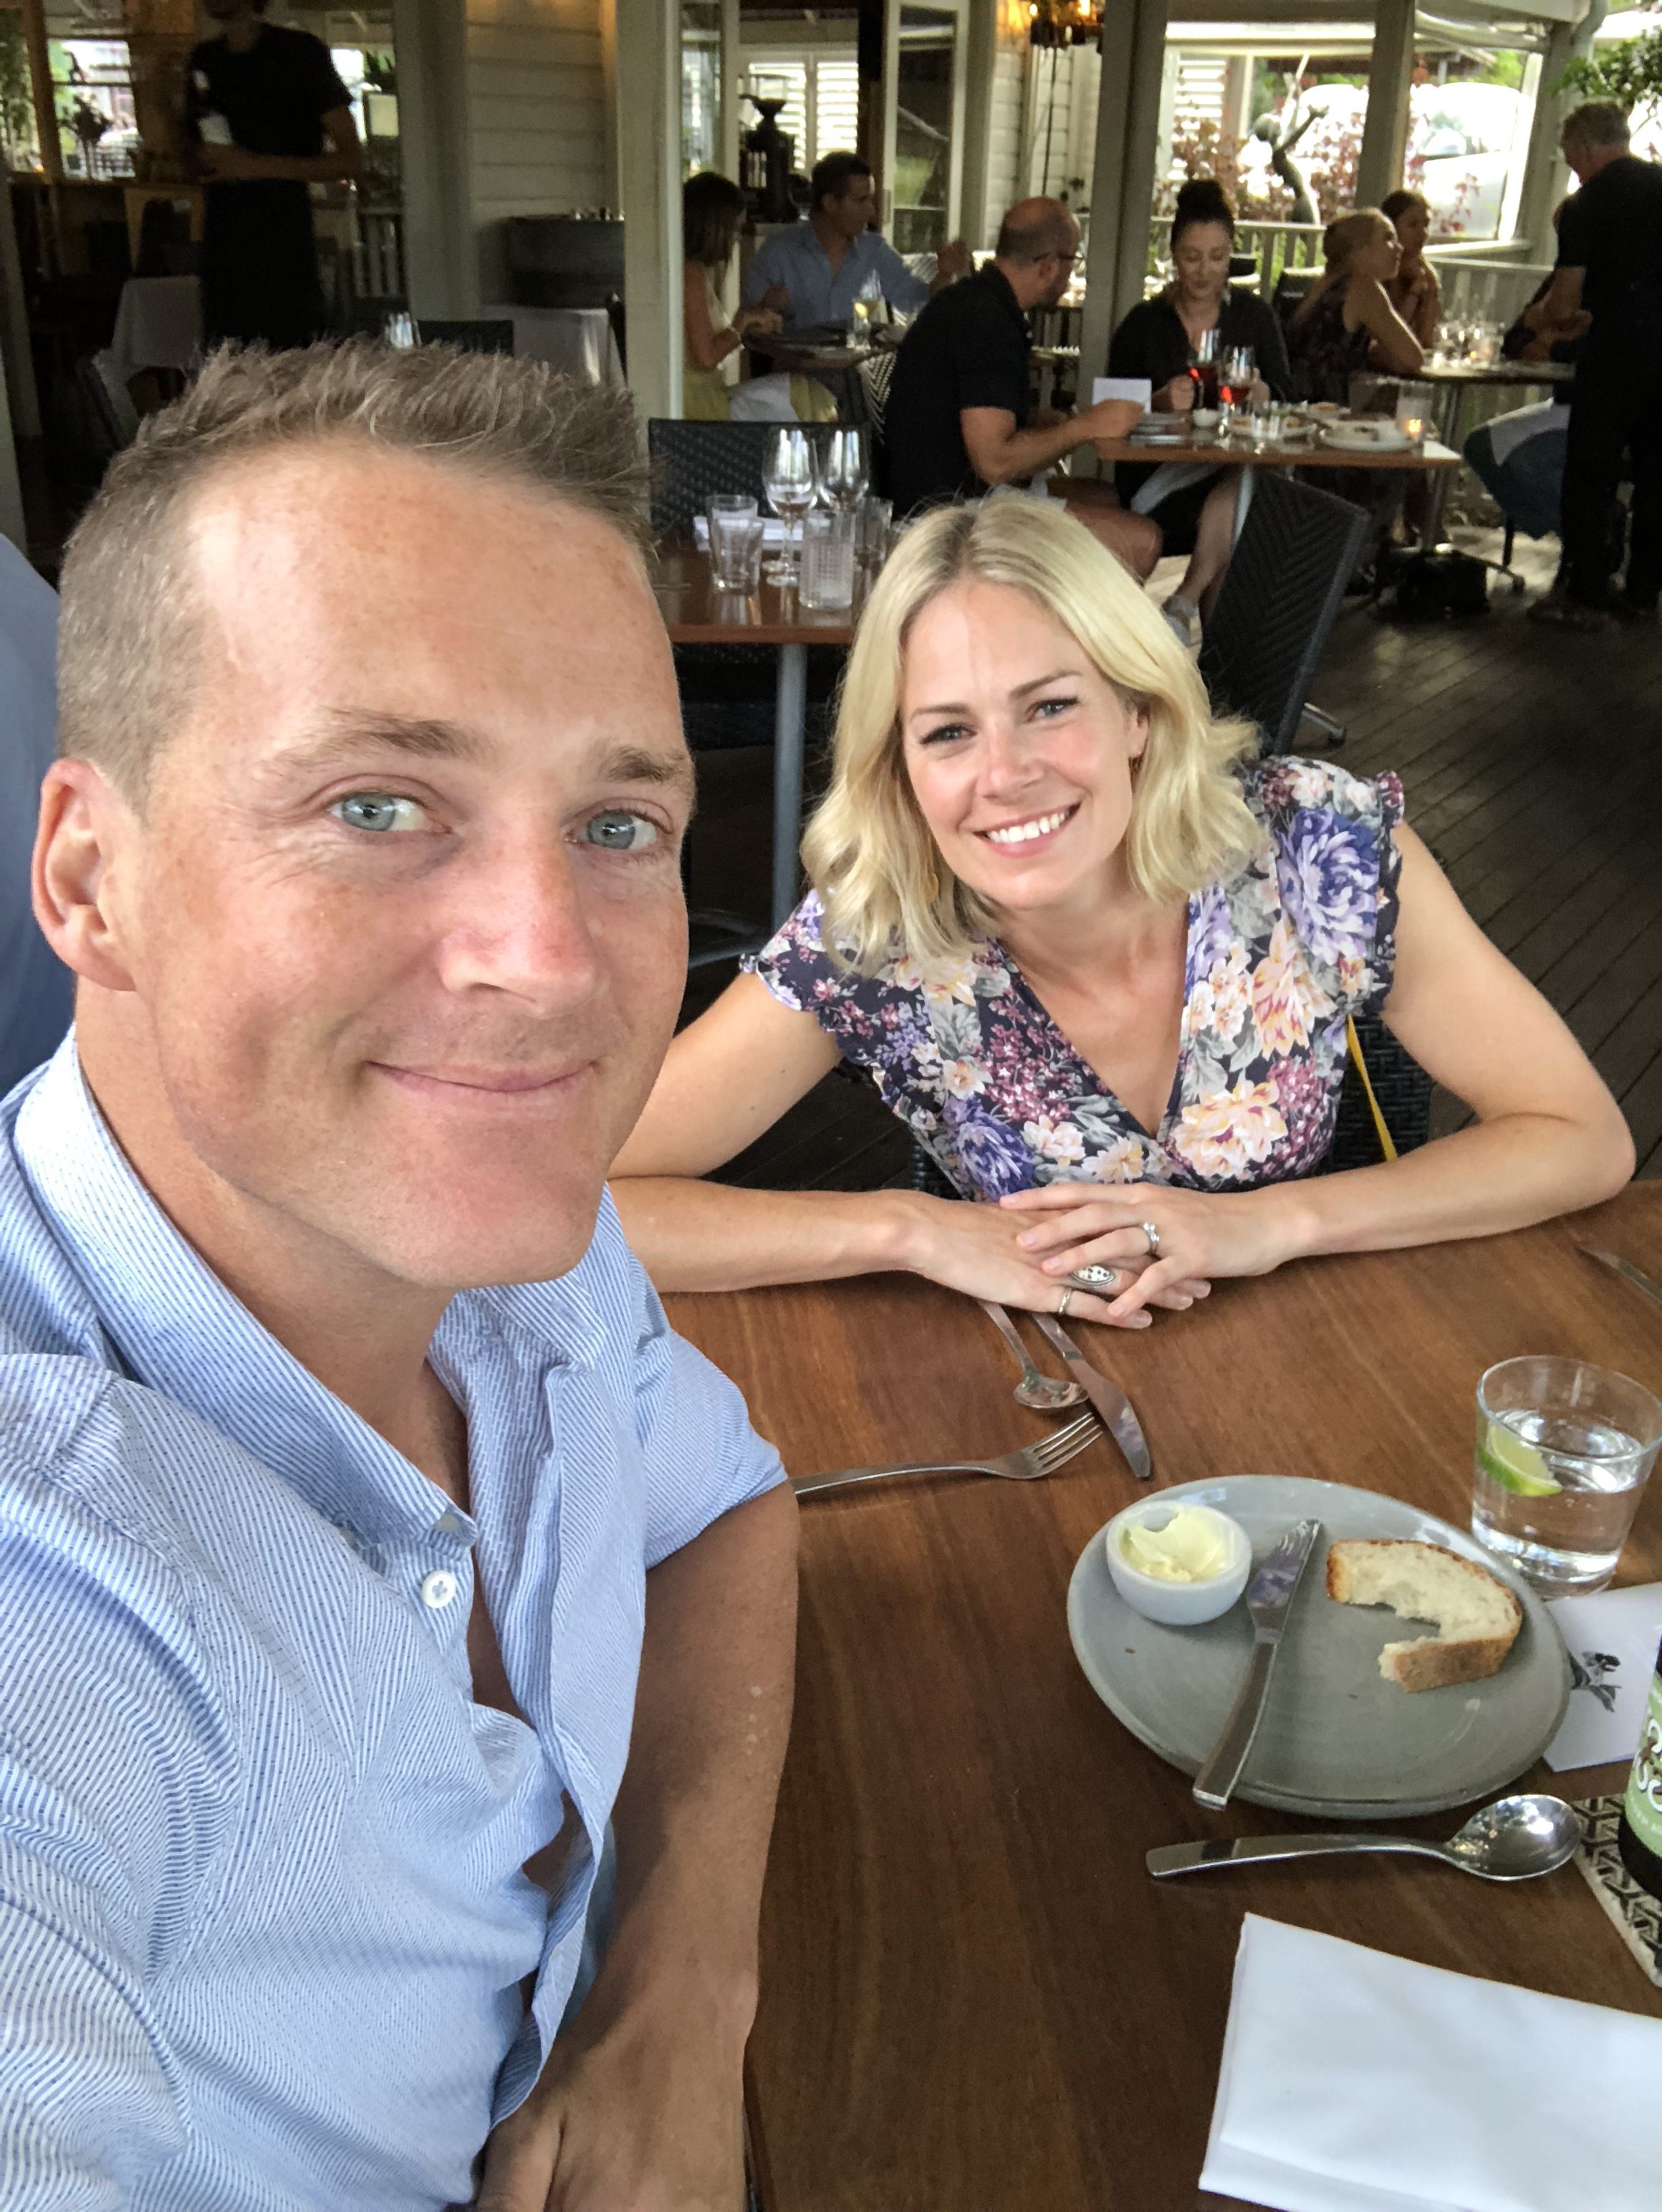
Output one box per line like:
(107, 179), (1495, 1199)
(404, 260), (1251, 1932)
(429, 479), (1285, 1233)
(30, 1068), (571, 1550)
(1, 345), (797, 2209)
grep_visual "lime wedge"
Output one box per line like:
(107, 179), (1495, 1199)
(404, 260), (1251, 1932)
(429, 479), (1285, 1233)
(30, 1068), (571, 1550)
(1479, 1420), (1561, 1496)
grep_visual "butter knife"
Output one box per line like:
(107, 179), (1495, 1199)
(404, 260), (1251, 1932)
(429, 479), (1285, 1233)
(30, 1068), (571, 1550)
(1578, 1244), (1662, 1312)
(1191, 1518), (1322, 1812)
(1031, 1313), (1152, 1481)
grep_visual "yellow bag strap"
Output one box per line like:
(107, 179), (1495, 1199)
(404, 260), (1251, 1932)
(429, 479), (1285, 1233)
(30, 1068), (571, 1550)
(1346, 1016), (1398, 1164)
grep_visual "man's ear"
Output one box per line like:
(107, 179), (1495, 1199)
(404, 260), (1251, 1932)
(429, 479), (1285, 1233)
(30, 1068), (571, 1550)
(33, 759), (141, 994)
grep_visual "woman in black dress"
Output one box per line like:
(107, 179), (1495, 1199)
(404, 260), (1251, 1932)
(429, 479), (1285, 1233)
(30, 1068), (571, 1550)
(1107, 180), (1292, 644)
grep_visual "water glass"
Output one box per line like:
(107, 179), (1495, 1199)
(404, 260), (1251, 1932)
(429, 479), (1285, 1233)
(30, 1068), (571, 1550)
(798, 510), (855, 610)
(1471, 1356), (1662, 1595)
(855, 494), (892, 567)
(708, 508), (764, 594)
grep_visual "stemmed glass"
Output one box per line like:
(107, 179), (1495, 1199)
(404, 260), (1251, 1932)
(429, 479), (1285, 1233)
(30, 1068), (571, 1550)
(1187, 326), (1220, 408)
(816, 427), (868, 514)
(762, 425), (817, 587)
(1218, 345), (1255, 436)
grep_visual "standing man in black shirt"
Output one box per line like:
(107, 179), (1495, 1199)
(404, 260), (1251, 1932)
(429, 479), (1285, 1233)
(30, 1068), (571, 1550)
(1528, 102), (1662, 628)
(189, 0), (363, 352)
(883, 197), (1157, 576)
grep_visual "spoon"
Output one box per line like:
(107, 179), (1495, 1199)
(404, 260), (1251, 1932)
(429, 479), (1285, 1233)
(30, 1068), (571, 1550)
(976, 1299), (1085, 1411)
(1146, 1793), (1582, 1884)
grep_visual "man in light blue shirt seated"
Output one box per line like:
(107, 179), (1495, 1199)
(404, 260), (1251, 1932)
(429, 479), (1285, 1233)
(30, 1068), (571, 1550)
(1, 345), (797, 2211)
(741, 148), (973, 333)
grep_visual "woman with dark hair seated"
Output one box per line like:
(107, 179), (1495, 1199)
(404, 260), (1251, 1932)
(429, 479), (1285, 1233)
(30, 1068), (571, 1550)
(681, 170), (834, 422)
(1380, 188), (1441, 350)
(1106, 178), (1292, 645)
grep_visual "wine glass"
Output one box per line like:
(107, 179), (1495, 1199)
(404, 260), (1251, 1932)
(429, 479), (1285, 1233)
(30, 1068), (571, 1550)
(1187, 326), (1220, 408)
(816, 427), (868, 514)
(762, 425), (817, 587)
(1217, 345), (1255, 436)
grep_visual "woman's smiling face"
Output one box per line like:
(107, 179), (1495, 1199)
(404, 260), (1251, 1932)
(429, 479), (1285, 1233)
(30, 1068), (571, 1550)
(899, 575), (1148, 921)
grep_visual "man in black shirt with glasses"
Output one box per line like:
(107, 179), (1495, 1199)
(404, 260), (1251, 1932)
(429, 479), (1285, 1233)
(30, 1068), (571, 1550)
(883, 197), (1158, 576)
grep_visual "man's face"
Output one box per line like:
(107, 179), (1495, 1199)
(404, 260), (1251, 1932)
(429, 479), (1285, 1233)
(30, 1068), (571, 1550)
(828, 173), (877, 240)
(1037, 232), (1080, 307)
(95, 444), (691, 1292)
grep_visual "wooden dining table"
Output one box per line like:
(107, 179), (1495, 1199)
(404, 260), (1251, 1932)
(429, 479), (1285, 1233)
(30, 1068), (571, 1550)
(653, 542), (868, 933)
(665, 1184), (1662, 2211)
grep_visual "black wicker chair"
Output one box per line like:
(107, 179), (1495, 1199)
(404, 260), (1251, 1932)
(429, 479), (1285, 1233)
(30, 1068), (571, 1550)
(1199, 469), (1369, 756)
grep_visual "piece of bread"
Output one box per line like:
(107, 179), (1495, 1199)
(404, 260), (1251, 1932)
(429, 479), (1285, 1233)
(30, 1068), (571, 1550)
(1325, 1539), (1522, 1693)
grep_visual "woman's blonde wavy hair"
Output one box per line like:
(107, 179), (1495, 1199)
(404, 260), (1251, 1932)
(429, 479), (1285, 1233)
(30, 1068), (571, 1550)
(801, 496), (1259, 971)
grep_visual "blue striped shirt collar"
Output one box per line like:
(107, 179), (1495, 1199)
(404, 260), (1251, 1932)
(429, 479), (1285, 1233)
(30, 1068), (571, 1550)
(15, 1037), (606, 1551)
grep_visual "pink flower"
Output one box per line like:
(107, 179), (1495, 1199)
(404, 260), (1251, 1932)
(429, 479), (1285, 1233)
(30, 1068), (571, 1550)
(1170, 1077), (1287, 1182)
(943, 1057), (989, 1100)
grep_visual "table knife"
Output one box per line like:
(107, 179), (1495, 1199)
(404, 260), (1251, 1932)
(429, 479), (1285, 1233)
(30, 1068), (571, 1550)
(1191, 1518), (1322, 1812)
(1577, 1243), (1662, 1312)
(1031, 1314), (1152, 1481)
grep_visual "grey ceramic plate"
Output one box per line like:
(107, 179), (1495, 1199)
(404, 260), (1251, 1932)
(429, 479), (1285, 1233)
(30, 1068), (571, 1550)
(1067, 1473), (1572, 1819)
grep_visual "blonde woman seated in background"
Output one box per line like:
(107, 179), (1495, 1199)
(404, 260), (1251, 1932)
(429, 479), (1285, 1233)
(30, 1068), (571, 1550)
(611, 500), (1630, 1327)
(1289, 208), (1425, 404)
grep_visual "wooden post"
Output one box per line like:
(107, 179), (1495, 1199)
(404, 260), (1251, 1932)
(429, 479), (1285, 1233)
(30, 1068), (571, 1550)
(1077, 0), (1135, 398)
(19, 0), (63, 184)
(391, 0), (476, 314)
(1113, 0), (1167, 331)
(959, 0), (999, 250)
(1355, 0), (1414, 209)
(616, 0), (681, 423)
(1516, 7), (1605, 256)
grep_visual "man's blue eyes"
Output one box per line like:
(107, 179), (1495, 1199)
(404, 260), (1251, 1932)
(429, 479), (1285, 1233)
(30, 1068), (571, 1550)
(337, 794), (421, 834)
(582, 809), (659, 851)
(332, 795), (660, 849)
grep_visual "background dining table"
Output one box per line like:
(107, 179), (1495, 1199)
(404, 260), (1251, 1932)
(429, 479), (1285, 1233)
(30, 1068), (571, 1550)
(1403, 358), (1576, 544)
(652, 542), (865, 931)
(664, 1183), (1662, 2211)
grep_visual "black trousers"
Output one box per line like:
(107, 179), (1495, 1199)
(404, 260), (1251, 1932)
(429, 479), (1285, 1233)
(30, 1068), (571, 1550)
(1561, 356), (1662, 607)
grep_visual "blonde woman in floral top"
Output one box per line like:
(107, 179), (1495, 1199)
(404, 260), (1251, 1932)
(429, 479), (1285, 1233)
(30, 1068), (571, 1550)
(612, 499), (1630, 1328)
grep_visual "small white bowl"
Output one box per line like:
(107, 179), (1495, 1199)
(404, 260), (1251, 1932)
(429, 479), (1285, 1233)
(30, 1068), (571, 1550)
(1104, 1501), (1252, 1626)
(1191, 408), (1221, 431)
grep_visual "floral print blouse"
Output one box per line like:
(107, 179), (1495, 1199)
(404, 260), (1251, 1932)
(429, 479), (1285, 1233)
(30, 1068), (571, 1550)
(745, 759), (1405, 1199)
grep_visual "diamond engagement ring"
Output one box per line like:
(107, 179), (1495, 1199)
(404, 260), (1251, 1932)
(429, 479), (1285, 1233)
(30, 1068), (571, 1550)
(1070, 1264), (1120, 1290)
(1140, 1221), (1162, 1257)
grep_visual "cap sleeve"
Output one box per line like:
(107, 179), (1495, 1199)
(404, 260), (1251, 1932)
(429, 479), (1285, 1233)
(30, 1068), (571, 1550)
(1256, 759), (1404, 1021)
(741, 889), (875, 1043)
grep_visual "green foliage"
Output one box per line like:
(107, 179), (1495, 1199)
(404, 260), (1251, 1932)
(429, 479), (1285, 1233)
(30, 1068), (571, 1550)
(1555, 30), (1662, 128)
(0, 16), (37, 168)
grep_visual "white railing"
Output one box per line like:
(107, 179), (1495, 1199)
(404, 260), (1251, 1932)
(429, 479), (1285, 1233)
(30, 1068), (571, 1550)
(1425, 253), (1551, 329)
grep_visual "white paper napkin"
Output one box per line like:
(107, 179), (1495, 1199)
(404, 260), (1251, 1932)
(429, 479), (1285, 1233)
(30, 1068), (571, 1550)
(692, 514), (788, 549)
(1201, 1913), (1662, 2212)
(1543, 1582), (1662, 1771)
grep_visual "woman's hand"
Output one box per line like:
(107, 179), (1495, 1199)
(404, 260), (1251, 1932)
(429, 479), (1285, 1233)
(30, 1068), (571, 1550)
(898, 1191), (1210, 1329)
(1249, 377), (1272, 405)
(998, 1183), (1303, 1323)
(734, 304), (783, 340)
(1158, 374), (1196, 414)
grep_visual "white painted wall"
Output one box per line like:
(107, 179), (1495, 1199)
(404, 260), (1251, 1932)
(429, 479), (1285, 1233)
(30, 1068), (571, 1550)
(981, 19), (1025, 242)
(467, 0), (609, 297)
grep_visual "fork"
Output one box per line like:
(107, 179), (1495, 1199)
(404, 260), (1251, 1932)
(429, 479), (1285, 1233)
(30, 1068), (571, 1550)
(792, 1412), (1102, 1499)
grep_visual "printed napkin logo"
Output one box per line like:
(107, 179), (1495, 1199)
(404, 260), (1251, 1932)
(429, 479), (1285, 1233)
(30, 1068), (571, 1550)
(1571, 1649), (1622, 1713)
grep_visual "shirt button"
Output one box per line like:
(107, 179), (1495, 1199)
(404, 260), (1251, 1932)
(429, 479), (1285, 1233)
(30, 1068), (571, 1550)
(419, 1569), (459, 1611)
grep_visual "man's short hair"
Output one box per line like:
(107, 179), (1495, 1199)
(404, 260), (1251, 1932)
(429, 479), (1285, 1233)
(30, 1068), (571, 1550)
(810, 151), (871, 210)
(1561, 100), (1630, 152)
(994, 207), (1077, 265)
(57, 340), (647, 804)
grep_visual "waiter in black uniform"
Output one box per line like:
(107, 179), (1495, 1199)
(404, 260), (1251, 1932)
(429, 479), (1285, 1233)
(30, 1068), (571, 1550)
(189, 0), (363, 351)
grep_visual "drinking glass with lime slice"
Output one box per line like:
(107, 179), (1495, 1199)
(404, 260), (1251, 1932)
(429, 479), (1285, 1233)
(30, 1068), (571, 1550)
(1472, 1357), (1662, 1596)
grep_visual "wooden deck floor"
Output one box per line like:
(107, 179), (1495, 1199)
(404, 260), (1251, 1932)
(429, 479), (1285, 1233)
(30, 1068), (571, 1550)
(681, 523), (1662, 1190)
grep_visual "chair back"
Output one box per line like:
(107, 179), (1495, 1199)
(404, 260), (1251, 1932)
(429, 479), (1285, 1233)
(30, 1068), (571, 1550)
(77, 350), (140, 459)
(416, 318), (515, 355)
(1199, 470), (1368, 756)
(647, 418), (784, 534)
(1325, 1010), (1431, 1169)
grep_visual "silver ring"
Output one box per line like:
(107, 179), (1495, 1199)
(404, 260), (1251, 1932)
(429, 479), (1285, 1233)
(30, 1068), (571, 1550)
(1070, 1264), (1119, 1290)
(1056, 1286), (1075, 1318)
(1140, 1221), (1161, 1258)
